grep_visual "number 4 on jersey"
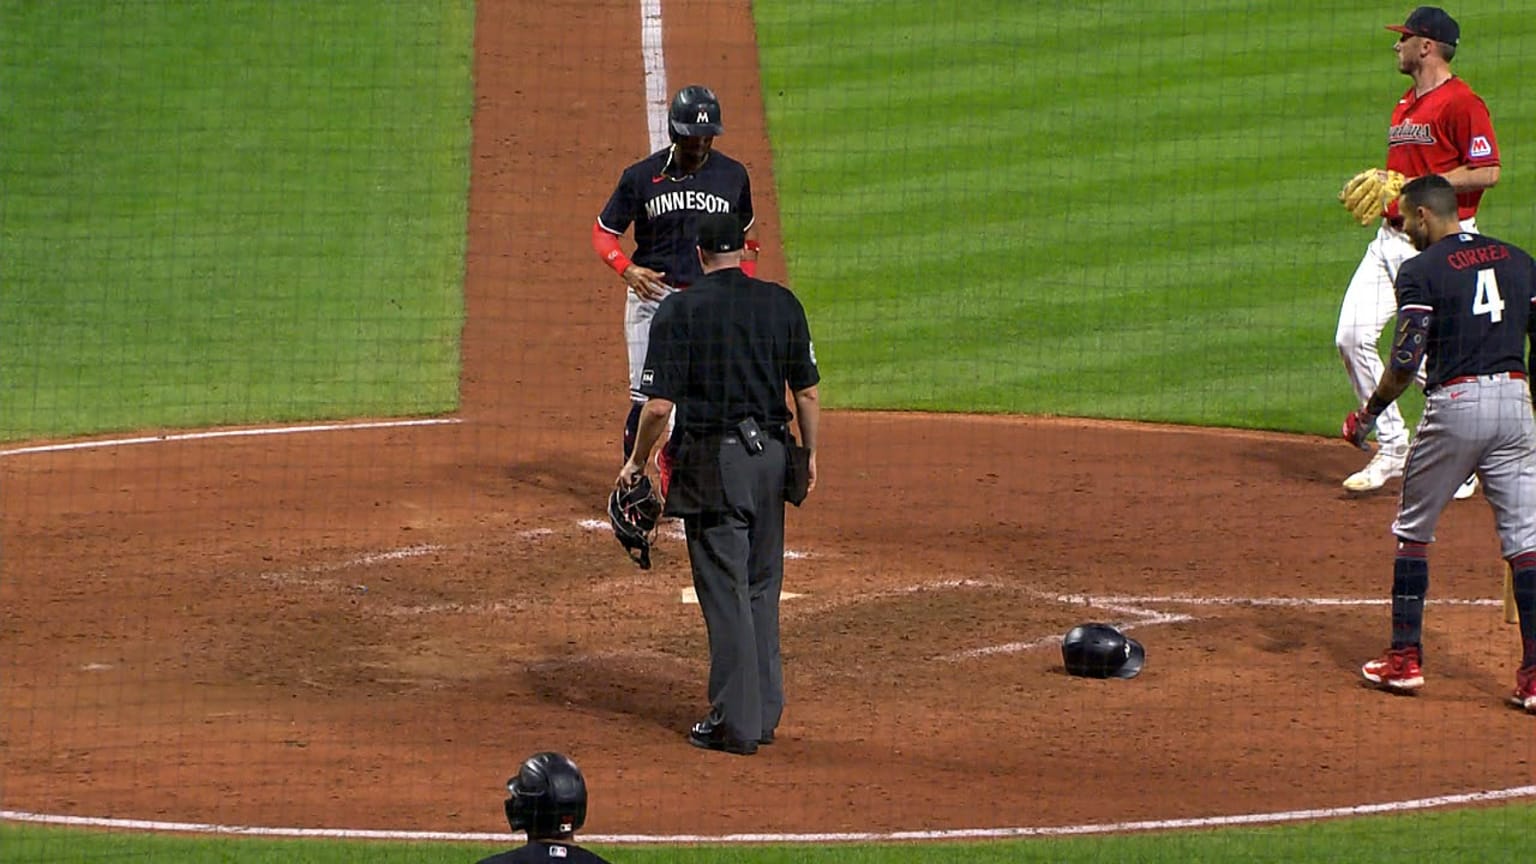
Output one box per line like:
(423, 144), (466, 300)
(1473, 268), (1505, 323)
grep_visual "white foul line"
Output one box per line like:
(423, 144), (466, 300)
(639, 0), (669, 154)
(4, 784), (1534, 843)
(0, 418), (460, 458)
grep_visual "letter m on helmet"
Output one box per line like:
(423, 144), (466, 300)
(669, 85), (723, 140)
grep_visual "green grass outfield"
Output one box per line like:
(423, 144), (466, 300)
(0, 1), (472, 440)
(755, 0), (1536, 433)
(3, 802), (1535, 863)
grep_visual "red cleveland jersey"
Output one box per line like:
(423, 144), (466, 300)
(1385, 77), (1500, 220)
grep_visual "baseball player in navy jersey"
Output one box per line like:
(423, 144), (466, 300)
(1343, 175), (1536, 713)
(476, 752), (611, 864)
(591, 85), (757, 492)
(1336, 7), (1499, 497)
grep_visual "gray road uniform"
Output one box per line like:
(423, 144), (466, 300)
(1391, 232), (1536, 552)
(638, 264), (818, 748)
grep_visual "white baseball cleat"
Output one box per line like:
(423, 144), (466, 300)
(1343, 445), (1408, 492)
(1453, 474), (1479, 500)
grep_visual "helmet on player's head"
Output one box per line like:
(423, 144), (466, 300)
(504, 752), (588, 838)
(1061, 623), (1145, 679)
(669, 85), (723, 141)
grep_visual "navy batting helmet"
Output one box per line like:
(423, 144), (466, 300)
(505, 752), (588, 838)
(1061, 623), (1145, 679)
(669, 85), (723, 141)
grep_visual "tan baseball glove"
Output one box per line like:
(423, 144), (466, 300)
(1339, 168), (1407, 226)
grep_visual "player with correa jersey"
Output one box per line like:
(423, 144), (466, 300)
(1335, 7), (1500, 497)
(592, 85), (757, 488)
(1342, 175), (1536, 714)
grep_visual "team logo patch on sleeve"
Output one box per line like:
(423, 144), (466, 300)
(1469, 135), (1492, 158)
(641, 369), (655, 386)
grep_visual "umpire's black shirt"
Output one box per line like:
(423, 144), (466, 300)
(638, 267), (819, 436)
(476, 840), (612, 863)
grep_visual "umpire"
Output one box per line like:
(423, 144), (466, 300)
(616, 212), (820, 756)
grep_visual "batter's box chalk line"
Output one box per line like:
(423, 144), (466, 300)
(576, 518), (811, 560)
(942, 591), (1503, 662)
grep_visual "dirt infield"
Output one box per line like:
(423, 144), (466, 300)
(2, 0), (1533, 840)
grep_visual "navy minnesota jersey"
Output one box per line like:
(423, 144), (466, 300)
(596, 149), (754, 288)
(475, 840), (612, 863)
(1394, 232), (1536, 389)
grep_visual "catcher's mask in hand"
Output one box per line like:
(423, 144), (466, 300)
(608, 475), (663, 569)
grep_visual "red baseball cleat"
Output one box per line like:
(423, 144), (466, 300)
(1509, 666), (1536, 713)
(1361, 647), (1424, 692)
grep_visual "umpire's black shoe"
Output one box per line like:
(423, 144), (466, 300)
(759, 730), (774, 745)
(688, 717), (758, 756)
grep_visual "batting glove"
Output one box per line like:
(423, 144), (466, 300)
(1342, 407), (1378, 451)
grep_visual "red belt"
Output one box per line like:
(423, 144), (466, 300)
(1438, 371), (1526, 389)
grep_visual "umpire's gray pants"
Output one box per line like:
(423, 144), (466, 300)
(684, 436), (787, 744)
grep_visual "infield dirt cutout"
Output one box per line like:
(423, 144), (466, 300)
(3, 0), (1535, 840)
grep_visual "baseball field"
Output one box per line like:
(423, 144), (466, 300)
(3, 1), (1536, 862)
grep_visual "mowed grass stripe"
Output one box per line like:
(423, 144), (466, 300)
(758, 0), (1534, 433)
(0, 2), (472, 440)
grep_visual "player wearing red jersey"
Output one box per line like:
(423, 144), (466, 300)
(1335, 6), (1500, 495)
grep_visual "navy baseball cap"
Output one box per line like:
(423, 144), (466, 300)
(695, 213), (745, 253)
(1387, 6), (1459, 46)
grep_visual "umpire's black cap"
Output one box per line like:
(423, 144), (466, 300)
(696, 213), (745, 253)
(1387, 7), (1459, 46)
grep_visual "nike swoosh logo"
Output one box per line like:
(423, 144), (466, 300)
(1450, 391), (1466, 399)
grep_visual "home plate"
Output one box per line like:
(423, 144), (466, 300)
(681, 587), (804, 605)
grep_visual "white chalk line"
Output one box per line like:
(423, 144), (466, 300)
(639, 0), (669, 154)
(943, 591), (1502, 662)
(0, 418), (460, 458)
(1058, 594), (1501, 608)
(577, 518), (813, 561)
(943, 590), (1195, 661)
(5, 784), (1535, 843)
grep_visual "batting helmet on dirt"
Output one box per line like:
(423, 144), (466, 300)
(668, 85), (723, 141)
(1061, 623), (1145, 679)
(608, 475), (662, 569)
(505, 751), (588, 838)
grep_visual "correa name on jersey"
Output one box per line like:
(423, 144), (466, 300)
(644, 190), (734, 220)
(1445, 241), (1511, 270)
(1389, 120), (1435, 146)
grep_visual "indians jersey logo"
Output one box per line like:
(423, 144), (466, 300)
(1469, 135), (1493, 158)
(1388, 120), (1435, 146)
(644, 190), (733, 220)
